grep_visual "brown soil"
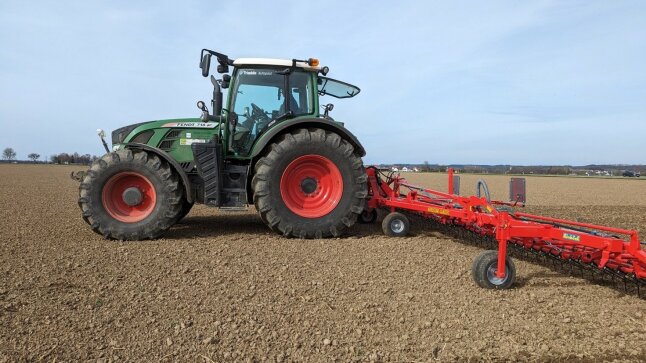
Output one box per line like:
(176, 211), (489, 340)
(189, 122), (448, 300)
(1, 165), (644, 362)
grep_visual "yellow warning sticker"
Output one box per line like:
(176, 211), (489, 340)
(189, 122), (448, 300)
(427, 207), (450, 216)
(563, 233), (580, 242)
(179, 138), (207, 146)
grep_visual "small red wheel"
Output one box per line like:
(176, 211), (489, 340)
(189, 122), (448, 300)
(279, 154), (344, 218)
(101, 172), (157, 223)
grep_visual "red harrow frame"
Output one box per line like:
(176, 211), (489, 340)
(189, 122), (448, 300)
(364, 167), (646, 293)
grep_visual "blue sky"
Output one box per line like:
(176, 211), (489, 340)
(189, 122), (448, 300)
(1, 1), (644, 165)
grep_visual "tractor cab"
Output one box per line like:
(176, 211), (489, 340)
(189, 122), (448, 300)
(198, 50), (360, 158)
(227, 64), (315, 155)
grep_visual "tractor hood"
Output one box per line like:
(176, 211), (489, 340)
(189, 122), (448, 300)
(111, 121), (151, 145)
(111, 118), (215, 145)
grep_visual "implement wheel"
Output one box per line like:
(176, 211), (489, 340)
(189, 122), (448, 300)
(78, 149), (183, 240)
(358, 209), (378, 224)
(382, 212), (410, 237)
(472, 250), (516, 289)
(252, 128), (367, 238)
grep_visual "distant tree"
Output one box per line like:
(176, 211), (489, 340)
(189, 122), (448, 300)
(420, 161), (431, 172)
(28, 153), (40, 162)
(49, 152), (97, 165)
(2, 147), (16, 161)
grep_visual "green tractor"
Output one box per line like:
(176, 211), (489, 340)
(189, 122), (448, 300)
(75, 49), (368, 240)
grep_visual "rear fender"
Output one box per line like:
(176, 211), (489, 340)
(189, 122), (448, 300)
(250, 118), (366, 158)
(124, 143), (193, 203)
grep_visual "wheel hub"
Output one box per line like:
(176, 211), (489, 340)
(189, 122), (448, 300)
(300, 177), (318, 195)
(101, 172), (157, 223)
(486, 264), (507, 285)
(391, 219), (405, 233)
(122, 187), (143, 206)
(279, 154), (344, 218)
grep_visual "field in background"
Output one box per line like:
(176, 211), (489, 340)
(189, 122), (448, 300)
(402, 171), (646, 206)
(1, 165), (645, 362)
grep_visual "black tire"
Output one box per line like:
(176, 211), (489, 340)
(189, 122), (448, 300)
(78, 149), (183, 240)
(175, 199), (194, 223)
(382, 212), (410, 237)
(358, 209), (378, 224)
(471, 250), (516, 289)
(252, 128), (367, 238)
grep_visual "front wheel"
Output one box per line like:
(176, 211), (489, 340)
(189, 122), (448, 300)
(174, 199), (194, 223)
(252, 128), (367, 238)
(78, 149), (183, 240)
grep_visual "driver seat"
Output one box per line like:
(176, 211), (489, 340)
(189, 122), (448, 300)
(279, 94), (300, 114)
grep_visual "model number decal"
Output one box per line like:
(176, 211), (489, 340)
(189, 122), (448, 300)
(162, 122), (217, 128)
(563, 233), (580, 242)
(427, 207), (450, 216)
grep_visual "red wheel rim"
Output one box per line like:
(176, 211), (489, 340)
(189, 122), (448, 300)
(101, 172), (157, 223)
(280, 154), (344, 218)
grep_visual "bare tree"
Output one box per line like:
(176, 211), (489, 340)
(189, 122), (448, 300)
(420, 160), (431, 172)
(2, 147), (16, 161)
(28, 153), (40, 162)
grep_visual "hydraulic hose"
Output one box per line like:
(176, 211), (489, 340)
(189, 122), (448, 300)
(476, 179), (491, 203)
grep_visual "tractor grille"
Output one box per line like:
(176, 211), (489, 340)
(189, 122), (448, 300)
(159, 140), (174, 150)
(166, 130), (181, 138)
(158, 130), (182, 151)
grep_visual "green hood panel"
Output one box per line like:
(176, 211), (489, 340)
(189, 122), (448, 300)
(114, 118), (222, 163)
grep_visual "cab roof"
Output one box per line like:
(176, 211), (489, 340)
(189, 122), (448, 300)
(233, 58), (321, 71)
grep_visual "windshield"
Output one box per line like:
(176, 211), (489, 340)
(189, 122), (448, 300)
(317, 77), (360, 98)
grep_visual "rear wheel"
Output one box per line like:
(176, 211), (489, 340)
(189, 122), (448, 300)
(252, 128), (367, 238)
(78, 149), (183, 240)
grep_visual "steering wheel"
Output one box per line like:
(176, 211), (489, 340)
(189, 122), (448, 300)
(251, 103), (270, 122)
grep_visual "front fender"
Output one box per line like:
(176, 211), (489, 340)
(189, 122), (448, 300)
(250, 118), (366, 158)
(124, 143), (193, 203)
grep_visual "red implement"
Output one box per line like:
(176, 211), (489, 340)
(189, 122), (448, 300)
(364, 167), (646, 291)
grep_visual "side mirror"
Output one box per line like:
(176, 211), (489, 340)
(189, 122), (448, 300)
(243, 107), (250, 117)
(200, 53), (212, 77)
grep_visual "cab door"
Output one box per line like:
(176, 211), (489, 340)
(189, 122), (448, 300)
(227, 68), (286, 156)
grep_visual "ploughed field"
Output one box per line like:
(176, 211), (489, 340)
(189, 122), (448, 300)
(1, 165), (645, 362)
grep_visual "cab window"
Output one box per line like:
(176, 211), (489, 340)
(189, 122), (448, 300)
(229, 68), (314, 155)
